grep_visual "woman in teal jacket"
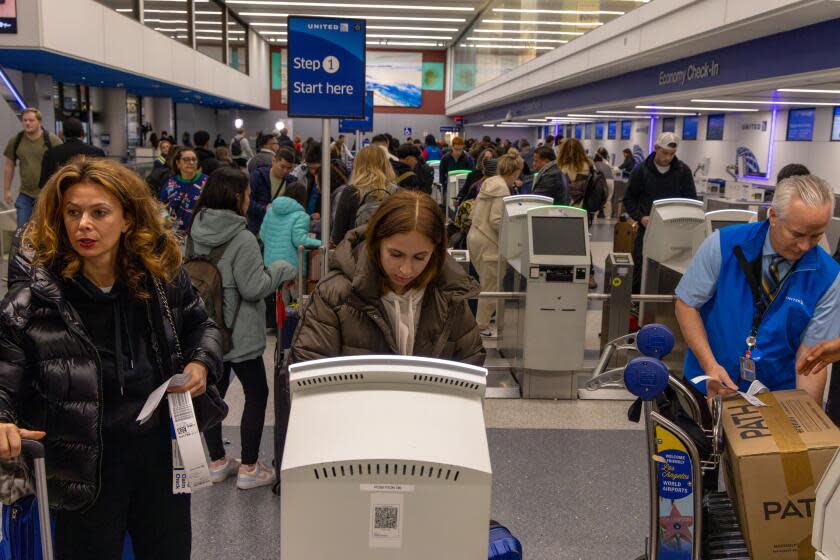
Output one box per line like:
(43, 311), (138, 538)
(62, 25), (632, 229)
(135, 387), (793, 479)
(260, 182), (322, 275)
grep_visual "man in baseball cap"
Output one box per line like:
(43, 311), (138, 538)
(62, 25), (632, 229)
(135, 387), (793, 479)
(623, 130), (697, 292)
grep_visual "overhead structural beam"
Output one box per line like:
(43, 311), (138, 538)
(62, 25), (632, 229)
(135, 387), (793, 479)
(132, 0), (145, 24)
(186, 0), (196, 50)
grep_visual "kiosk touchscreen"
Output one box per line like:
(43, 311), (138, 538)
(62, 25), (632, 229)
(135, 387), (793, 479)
(513, 206), (590, 398)
(446, 170), (471, 222)
(704, 209), (757, 236)
(281, 356), (492, 560)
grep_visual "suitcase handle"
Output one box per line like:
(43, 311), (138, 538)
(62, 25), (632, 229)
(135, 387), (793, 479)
(21, 438), (53, 560)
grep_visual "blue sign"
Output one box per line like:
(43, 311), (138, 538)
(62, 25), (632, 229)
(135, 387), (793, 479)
(595, 122), (604, 140)
(440, 125), (458, 133)
(338, 90), (374, 133)
(607, 121), (617, 139)
(621, 120), (632, 140)
(682, 116), (698, 140)
(403, 127), (412, 136)
(833, 107), (840, 141)
(574, 124), (583, 139)
(786, 108), (815, 141)
(287, 16), (366, 119)
(706, 114), (725, 141)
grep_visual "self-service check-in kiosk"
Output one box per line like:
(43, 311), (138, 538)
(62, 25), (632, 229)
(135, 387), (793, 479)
(497, 195), (553, 361)
(510, 205), (590, 399)
(446, 170), (471, 222)
(704, 209), (757, 236)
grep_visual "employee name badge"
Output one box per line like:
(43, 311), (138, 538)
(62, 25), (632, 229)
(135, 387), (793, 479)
(740, 335), (758, 382)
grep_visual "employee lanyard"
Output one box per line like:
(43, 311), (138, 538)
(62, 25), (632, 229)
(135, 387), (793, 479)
(733, 245), (795, 358)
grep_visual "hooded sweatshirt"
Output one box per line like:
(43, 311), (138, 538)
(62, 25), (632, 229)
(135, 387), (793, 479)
(189, 208), (296, 362)
(260, 196), (321, 275)
(380, 288), (425, 356)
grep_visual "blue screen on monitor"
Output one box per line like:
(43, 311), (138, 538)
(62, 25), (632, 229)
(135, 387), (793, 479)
(585, 123), (593, 139)
(683, 116), (698, 140)
(832, 107), (840, 141)
(620, 120), (632, 140)
(786, 108), (815, 141)
(575, 124), (583, 139)
(706, 114), (725, 140)
(608, 121), (617, 139)
(595, 122), (604, 139)
(662, 117), (676, 133)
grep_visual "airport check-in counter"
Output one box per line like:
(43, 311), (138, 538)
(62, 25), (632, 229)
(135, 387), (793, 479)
(640, 199), (706, 368)
(497, 195), (553, 361)
(510, 205), (590, 399)
(704, 209), (757, 236)
(704, 196), (770, 221)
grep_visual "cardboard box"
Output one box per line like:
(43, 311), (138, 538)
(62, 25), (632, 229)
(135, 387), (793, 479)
(722, 390), (840, 559)
(613, 220), (637, 254)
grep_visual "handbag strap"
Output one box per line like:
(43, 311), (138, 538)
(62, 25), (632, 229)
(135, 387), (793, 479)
(153, 278), (185, 369)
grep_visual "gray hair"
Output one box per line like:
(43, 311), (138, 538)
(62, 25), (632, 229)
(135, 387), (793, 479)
(771, 174), (834, 219)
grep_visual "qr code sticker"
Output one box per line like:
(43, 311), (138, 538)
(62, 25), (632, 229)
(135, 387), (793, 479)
(374, 505), (399, 536)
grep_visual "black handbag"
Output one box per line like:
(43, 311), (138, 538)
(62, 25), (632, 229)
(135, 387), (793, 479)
(151, 279), (228, 432)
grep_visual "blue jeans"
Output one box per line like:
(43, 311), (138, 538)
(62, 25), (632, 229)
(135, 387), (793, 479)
(14, 193), (35, 229)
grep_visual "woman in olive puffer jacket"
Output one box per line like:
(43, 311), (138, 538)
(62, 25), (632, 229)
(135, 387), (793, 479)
(290, 190), (484, 365)
(0, 158), (222, 559)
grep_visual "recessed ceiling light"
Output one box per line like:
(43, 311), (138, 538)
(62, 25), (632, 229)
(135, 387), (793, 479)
(368, 25), (459, 32)
(636, 105), (759, 112)
(240, 12), (466, 22)
(595, 110), (696, 116)
(367, 41), (440, 47)
(691, 98), (838, 106)
(473, 28), (584, 36)
(467, 37), (567, 43)
(481, 19), (603, 27)
(776, 88), (840, 94)
(227, 1), (473, 11)
(493, 8), (624, 15)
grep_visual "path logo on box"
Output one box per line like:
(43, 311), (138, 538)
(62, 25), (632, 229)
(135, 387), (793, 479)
(728, 404), (770, 439)
(762, 498), (816, 521)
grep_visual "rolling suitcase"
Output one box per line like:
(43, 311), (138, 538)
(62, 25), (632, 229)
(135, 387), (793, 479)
(488, 520), (522, 559)
(0, 440), (53, 560)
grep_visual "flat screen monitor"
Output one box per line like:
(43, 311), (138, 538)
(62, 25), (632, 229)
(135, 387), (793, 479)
(832, 107), (840, 141)
(531, 216), (586, 256)
(662, 117), (676, 133)
(621, 120), (632, 140)
(585, 123), (593, 139)
(608, 121), (617, 139)
(706, 114), (725, 140)
(595, 122), (604, 139)
(575, 124), (583, 139)
(683, 116), (698, 140)
(786, 108), (815, 141)
(711, 220), (745, 232)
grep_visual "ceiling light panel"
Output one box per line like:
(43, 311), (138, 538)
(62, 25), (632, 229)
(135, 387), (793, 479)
(636, 105), (760, 112)
(691, 98), (839, 106)
(467, 37), (567, 43)
(239, 12), (466, 22)
(481, 19), (603, 27)
(473, 28), (584, 36)
(225, 1), (473, 11)
(493, 8), (624, 15)
(776, 88), (840, 94)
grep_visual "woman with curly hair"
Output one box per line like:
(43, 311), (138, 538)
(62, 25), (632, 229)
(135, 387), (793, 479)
(0, 157), (223, 558)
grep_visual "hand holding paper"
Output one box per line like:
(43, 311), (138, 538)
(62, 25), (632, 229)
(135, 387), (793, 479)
(701, 362), (739, 397)
(691, 376), (769, 407)
(167, 362), (208, 397)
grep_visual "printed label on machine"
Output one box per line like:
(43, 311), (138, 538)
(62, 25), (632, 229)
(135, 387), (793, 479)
(655, 425), (694, 560)
(369, 492), (404, 548)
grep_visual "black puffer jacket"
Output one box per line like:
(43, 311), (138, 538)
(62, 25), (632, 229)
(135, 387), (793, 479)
(0, 265), (223, 511)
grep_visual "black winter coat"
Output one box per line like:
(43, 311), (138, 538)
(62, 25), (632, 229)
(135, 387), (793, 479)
(39, 139), (106, 188)
(622, 154), (697, 222)
(0, 265), (223, 511)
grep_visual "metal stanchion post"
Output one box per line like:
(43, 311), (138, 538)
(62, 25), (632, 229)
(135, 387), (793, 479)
(321, 118), (331, 279)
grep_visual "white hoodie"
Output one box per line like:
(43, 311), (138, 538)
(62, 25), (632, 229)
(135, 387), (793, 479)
(380, 288), (426, 355)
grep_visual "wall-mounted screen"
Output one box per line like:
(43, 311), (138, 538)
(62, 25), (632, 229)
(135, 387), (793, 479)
(832, 107), (840, 141)
(575, 124), (583, 139)
(620, 120), (632, 140)
(531, 217), (587, 256)
(608, 121), (617, 139)
(683, 116), (698, 140)
(585, 123), (593, 139)
(786, 108), (815, 141)
(662, 117), (676, 133)
(595, 122), (604, 140)
(706, 114), (725, 141)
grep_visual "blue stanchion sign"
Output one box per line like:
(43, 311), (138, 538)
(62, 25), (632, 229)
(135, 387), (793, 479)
(338, 91), (374, 133)
(287, 16), (366, 119)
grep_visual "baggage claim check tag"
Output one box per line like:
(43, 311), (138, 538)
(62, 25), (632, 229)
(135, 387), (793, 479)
(137, 374), (212, 494)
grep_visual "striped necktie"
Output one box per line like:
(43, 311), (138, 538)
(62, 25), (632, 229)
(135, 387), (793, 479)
(761, 255), (786, 307)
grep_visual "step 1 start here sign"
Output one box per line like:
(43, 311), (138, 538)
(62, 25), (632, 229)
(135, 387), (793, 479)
(287, 16), (366, 119)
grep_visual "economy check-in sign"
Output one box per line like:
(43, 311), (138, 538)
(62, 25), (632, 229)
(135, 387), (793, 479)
(287, 16), (366, 119)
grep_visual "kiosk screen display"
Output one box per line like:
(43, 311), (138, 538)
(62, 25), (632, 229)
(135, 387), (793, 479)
(706, 114), (725, 140)
(662, 117), (676, 133)
(532, 217), (587, 256)
(711, 220), (745, 232)
(620, 120), (632, 140)
(832, 107), (840, 141)
(683, 116), (698, 140)
(786, 108), (815, 141)
(595, 122), (604, 139)
(608, 121), (617, 139)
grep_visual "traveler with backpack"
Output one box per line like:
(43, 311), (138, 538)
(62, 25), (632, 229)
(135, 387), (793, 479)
(422, 134), (442, 162)
(230, 128), (254, 168)
(159, 147), (209, 233)
(3, 108), (63, 227)
(467, 153), (523, 336)
(0, 157), (223, 558)
(261, 182), (321, 276)
(187, 167), (295, 490)
(290, 189), (483, 365)
(392, 143), (427, 193)
(331, 145), (399, 247)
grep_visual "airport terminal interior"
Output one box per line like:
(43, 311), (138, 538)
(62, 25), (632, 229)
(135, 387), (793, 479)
(3, 0), (840, 559)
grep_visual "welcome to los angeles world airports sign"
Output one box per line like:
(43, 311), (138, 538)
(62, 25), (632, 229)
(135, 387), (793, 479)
(287, 16), (366, 119)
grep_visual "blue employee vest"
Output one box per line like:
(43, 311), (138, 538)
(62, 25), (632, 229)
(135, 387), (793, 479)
(685, 220), (839, 393)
